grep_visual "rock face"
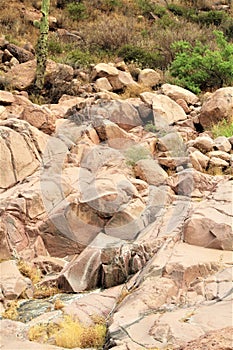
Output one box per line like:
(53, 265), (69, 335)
(184, 180), (233, 250)
(0, 119), (48, 189)
(199, 87), (233, 128)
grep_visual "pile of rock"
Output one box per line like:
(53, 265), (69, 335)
(0, 62), (232, 349)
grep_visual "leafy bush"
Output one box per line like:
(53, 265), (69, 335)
(169, 31), (233, 94)
(66, 2), (88, 20)
(48, 37), (63, 54)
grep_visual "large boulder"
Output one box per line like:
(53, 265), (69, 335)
(184, 180), (233, 250)
(5, 43), (34, 63)
(0, 260), (33, 299)
(4, 59), (73, 91)
(0, 119), (48, 190)
(134, 159), (168, 186)
(138, 68), (161, 87)
(199, 87), (233, 129)
(161, 83), (199, 105)
(140, 92), (187, 126)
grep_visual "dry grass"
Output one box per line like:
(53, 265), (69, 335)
(17, 260), (42, 285)
(1, 301), (19, 320)
(28, 315), (107, 348)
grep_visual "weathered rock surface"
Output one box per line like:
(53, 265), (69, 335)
(161, 83), (199, 105)
(0, 118), (48, 189)
(199, 87), (233, 128)
(184, 180), (233, 250)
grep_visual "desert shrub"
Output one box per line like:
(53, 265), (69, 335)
(211, 119), (233, 138)
(65, 49), (96, 68)
(28, 315), (107, 348)
(86, 0), (123, 13)
(169, 31), (233, 94)
(117, 44), (162, 68)
(48, 37), (63, 54)
(136, 0), (166, 18)
(78, 14), (141, 52)
(125, 145), (151, 166)
(144, 122), (157, 133)
(66, 1), (88, 20)
(191, 10), (227, 26)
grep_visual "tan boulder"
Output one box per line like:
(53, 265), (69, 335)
(6, 43), (34, 63)
(94, 77), (113, 91)
(214, 136), (231, 153)
(192, 135), (214, 153)
(0, 260), (33, 299)
(21, 105), (57, 134)
(199, 87), (233, 128)
(92, 62), (119, 80)
(134, 159), (168, 185)
(0, 118), (49, 189)
(0, 90), (15, 105)
(5, 59), (73, 91)
(108, 70), (137, 90)
(209, 156), (229, 168)
(190, 149), (210, 171)
(140, 92), (187, 125)
(161, 83), (199, 105)
(184, 180), (233, 250)
(138, 68), (161, 87)
(105, 197), (146, 240)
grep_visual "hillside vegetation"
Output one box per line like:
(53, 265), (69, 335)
(0, 0), (232, 93)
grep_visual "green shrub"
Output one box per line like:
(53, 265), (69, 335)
(169, 30), (233, 94)
(211, 119), (233, 138)
(66, 2), (88, 20)
(144, 122), (157, 133)
(65, 49), (95, 68)
(125, 145), (151, 166)
(48, 37), (63, 54)
(136, 0), (166, 18)
(192, 10), (227, 26)
(118, 44), (162, 68)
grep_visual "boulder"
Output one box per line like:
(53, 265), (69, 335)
(184, 180), (233, 250)
(134, 159), (168, 186)
(0, 118), (48, 189)
(108, 70), (138, 91)
(161, 83), (199, 105)
(192, 135), (214, 153)
(108, 242), (232, 348)
(6, 43), (34, 63)
(94, 77), (113, 91)
(21, 105), (57, 134)
(199, 87), (233, 128)
(4, 59), (73, 91)
(140, 92), (187, 125)
(92, 63), (119, 80)
(0, 90), (15, 105)
(214, 136), (231, 153)
(0, 260), (33, 299)
(189, 149), (210, 172)
(138, 68), (161, 87)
